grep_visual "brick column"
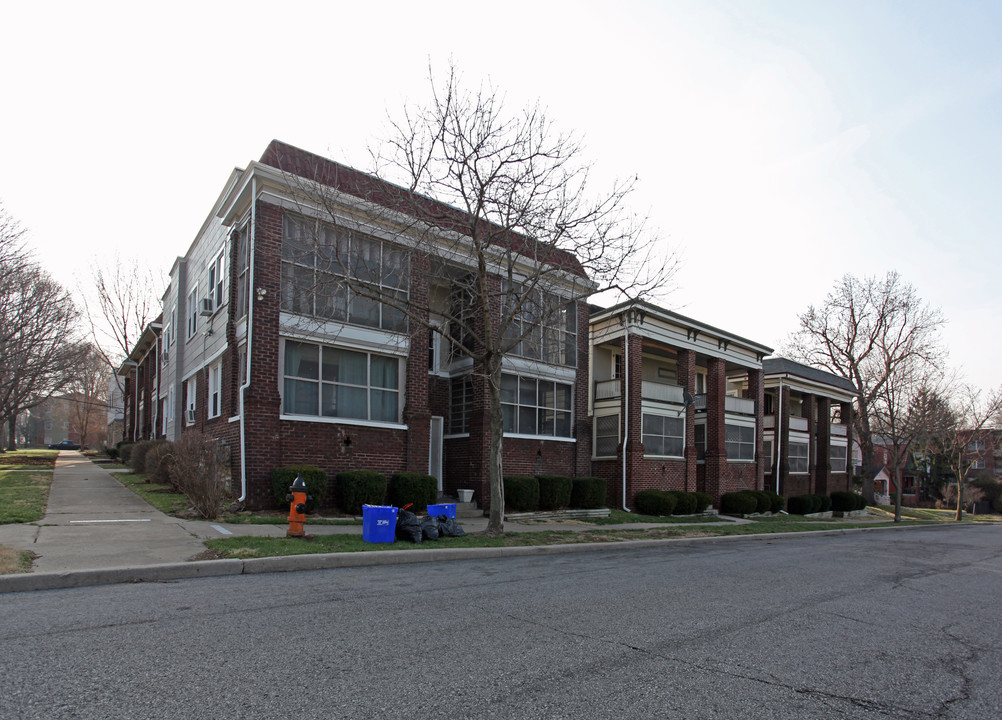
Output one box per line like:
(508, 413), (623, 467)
(815, 396), (831, 495)
(703, 357), (727, 500)
(573, 301), (592, 477)
(801, 394), (816, 492)
(677, 348), (698, 492)
(745, 368), (765, 491)
(622, 331), (644, 508)
(404, 252), (431, 473)
(778, 384), (791, 496)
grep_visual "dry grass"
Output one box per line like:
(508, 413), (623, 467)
(0, 545), (35, 574)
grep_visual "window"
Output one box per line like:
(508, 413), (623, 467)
(162, 310), (174, 366)
(449, 375), (473, 434)
(428, 327), (447, 374)
(281, 214), (408, 332)
(642, 414), (684, 457)
(237, 344), (247, 387)
(235, 225), (250, 319)
(185, 377), (197, 424)
(612, 353), (622, 380)
(594, 414), (619, 456)
(763, 439), (773, 468)
(500, 374), (572, 437)
(282, 340), (400, 423)
(830, 443), (847, 473)
(187, 286), (198, 340)
(694, 423), (706, 460)
(502, 282), (577, 367)
(789, 442), (809, 474)
(973, 458), (986, 470)
(725, 424), (755, 461)
(208, 362), (221, 419)
(207, 248), (225, 311)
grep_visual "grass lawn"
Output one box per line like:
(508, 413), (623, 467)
(872, 505), (1002, 523)
(583, 509), (730, 525)
(0, 545), (35, 574)
(113, 472), (193, 515)
(0, 450), (57, 524)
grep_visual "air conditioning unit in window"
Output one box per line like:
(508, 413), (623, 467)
(199, 298), (214, 317)
(186, 409), (196, 424)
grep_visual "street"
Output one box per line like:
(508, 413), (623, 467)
(2, 525), (1001, 719)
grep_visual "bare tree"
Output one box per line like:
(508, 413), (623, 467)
(80, 253), (163, 392)
(275, 67), (678, 534)
(67, 343), (110, 448)
(787, 272), (945, 504)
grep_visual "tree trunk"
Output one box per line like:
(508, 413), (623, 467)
(5, 412), (16, 451)
(485, 354), (505, 536)
(955, 479), (963, 522)
(894, 476), (902, 523)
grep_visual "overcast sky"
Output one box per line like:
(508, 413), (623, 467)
(2, 0), (999, 391)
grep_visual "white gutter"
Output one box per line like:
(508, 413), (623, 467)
(238, 176), (256, 503)
(621, 327), (631, 512)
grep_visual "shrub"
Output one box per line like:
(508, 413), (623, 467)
(635, 489), (677, 516)
(693, 492), (714, 512)
(720, 491), (757, 515)
(668, 490), (698, 515)
(504, 476), (539, 512)
(335, 470), (387, 515)
(145, 441), (174, 487)
(787, 494), (813, 515)
(168, 431), (229, 519)
(117, 441), (134, 464)
(128, 440), (161, 474)
(271, 466), (329, 513)
(817, 494), (832, 512)
(388, 472), (438, 512)
(766, 491), (785, 513)
(830, 491), (858, 512)
(536, 475), (573, 511)
(745, 490), (772, 514)
(570, 477), (607, 509)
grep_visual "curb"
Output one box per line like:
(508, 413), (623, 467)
(0, 521), (968, 593)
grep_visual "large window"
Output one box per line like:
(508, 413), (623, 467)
(503, 283), (577, 367)
(281, 214), (408, 332)
(449, 375), (473, 434)
(789, 442), (809, 474)
(282, 340), (400, 423)
(501, 374), (572, 437)
(642, 413), (684, 457)
(594, 414), (619, 457)
(830, 443), (847, 473)
(207, 248), (225, 311)
(207, 362), (221, 419)
(235, 224), (249, 319)
(725, 424), (755, 461)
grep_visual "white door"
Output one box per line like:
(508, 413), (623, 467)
(429, 416), (444, 492)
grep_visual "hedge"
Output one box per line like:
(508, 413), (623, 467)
(504, 476), (539, 512)
(635, 489), (677, 516)
(536, 475), (573, 511)
(388, 472), (438, 512)
(271, 466), (329, 513)
(830, 491), (859, 512)
(693, 492), (714, 512)
(570, 477), (606, 509)
(335, 470), (387, 515)
(667, 490), (698, 515)
(720, 491), (757, 515)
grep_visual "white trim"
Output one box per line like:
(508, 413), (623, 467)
(503, 433), (577, 443)
(278, 414), (408, 431)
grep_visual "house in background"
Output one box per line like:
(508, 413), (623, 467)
(752, 358), (856, 498)
(589, 301), (773, 507)
(118, 319), (163, 445)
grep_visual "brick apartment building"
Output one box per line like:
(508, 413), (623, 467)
(120, 142), (857, 511)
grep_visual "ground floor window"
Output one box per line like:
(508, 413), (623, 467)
(694, 422), (706, 460)
(594, 413), (619, 456)
(789, 442), (809, 474)
(830, 443), (847, 472)
(642, 413), (683, 457)
(282, 339), (400, 422)
(449, 375), (473, 434)
(501, 374), (572, 437)
(725, 424), (755, 461)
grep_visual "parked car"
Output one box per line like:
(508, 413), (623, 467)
(48, 440), (81, 450)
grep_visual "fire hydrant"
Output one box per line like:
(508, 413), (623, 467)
(286, 474), (312, 538)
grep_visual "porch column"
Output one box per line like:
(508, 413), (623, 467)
(677, 348), (698, 492)
(802, 394), (816, 493)
(703, 357), (727, 499)
(778, 384), (791, 496)
(745, 368), (765, 491)
(815, 396), (831, 495)
(622, 331), (645, 508)
(403, 252), (431, 473)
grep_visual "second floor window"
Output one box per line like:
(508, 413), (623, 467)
(502, 283), (577, 367)
(501, 374), (572, 437)
(207, 248), (224, 311)
(789, 442), (809, 474)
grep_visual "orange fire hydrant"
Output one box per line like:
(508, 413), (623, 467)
(286, 474), (312, 538)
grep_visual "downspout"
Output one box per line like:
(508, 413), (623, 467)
(238, 177), (257, 503)
(621, 325), (631, 512)
(775, 378), (784, 494)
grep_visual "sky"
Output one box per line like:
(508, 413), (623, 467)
(2, 0), (1000, 391)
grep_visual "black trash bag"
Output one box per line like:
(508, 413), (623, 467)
(437, 515), (466, 538)
(421, 516), (440, 541)
(395, 509), (423, 543)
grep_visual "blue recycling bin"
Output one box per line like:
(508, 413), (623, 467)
(427, 503), (457, 518)
(362, 505), (398, 543)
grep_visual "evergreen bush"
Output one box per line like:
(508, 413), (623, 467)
(271, 466), (329, 513)
(787, 494), (813, 515)
(536, 475), (573, 511)
(693, 491), (714, 512)
(830, 491), (858, 512)
(766, 491), (785, 513)
(504, 476), (540, 512)
(635, 489), (677, 516)
(570, 477), (607, 509)
(720, 491), (757, 515)
(334, 470), (386, 515)
(667, 490), (698, 515)
(817, 494), (832, 512)
(388, 472), (438, 512)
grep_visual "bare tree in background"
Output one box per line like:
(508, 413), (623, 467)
(68, 343), (110, 448)
(276, 67), (679, 534)
(82, 253), (162, 391)
(787, 272), (945, 504)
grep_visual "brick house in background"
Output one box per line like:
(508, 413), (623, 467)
(754, 358), (856, 498)
(589, 301), (773, 507)
(121, 141), (592, 510)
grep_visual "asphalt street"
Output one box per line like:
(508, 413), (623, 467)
(1, 524), (1000, 719)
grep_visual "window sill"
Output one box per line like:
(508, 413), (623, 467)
(279, 414), (408, 431)
(503, 433), (576, 443)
